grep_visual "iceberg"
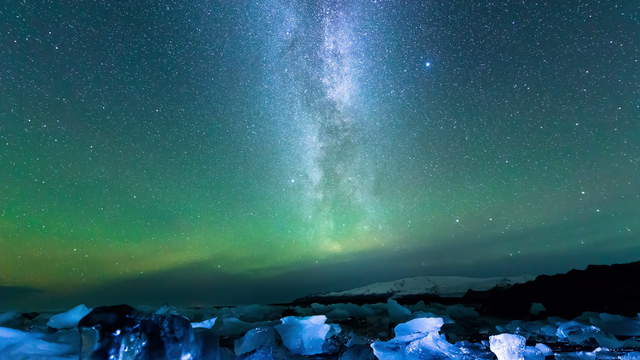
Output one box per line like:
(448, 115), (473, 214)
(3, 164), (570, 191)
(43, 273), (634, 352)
(555, 321), (601, 344)
(234, 327), (277, 355)
(0, 326), (75, 359)
(47, 304), (92, 329)
(592, 313), (640, 337)
(275, 315), (335, 355)
(371, 317), (472, 360)
(386, 299), (412, 322)
(489, 333), (545, 360)
(394, 317), (445, 342)
(192, 316), (217, 329)
(0, 311), (19, 326)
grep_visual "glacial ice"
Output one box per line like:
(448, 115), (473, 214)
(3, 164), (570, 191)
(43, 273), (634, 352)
(234, 326), (277, 355)
(555, 320), (601, 344)
(275, 315), (336, 355)
(386, 299), (412, 322)
(371, 317), (470, 359)
(0, 311), (19, 326)
(489, 333), (545, 360)
(394, 317), (444, 342)
(191, 316), (217, 329)
(4, 301), (640, 359)
(592, 313), (640, 337)
(554, 320), (625, 348)
(534, 342), (552, 356)
(46, 304), (92, 329)
(0, 326), (75, 359)
(554, 350), (597, 360)
(216, 316), (271, 337)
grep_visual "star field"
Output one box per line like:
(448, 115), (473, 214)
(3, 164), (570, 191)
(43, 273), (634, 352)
(0, 0), (639, 307)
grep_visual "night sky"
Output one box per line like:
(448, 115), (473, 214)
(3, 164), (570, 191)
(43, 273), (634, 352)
(1, 0), (639, 309)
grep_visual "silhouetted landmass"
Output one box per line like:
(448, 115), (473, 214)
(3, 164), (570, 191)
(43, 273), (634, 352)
(295, 261), (640, 319)
(462, 261), (640, 318)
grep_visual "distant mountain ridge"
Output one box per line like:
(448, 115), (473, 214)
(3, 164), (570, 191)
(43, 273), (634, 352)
(322, 275), (533, 298)
(293, 275), (532, 305)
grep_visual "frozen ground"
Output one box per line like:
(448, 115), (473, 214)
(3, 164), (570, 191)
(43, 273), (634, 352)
(1, 300), (640, 359)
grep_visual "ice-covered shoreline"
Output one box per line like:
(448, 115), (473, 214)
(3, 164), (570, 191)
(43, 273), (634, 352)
(2, 300), (640, 359)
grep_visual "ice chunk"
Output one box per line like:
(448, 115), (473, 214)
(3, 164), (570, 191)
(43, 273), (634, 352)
(344, 334), (368, 348)
(455, 340), (494, 359)
(275, 315), (334, 355)
(534, 343), (552, 356)
(370, 340), (406, 360)
(371, 317), (469, 360)
(489, 333), (544, 360)
(407, 332), (464, 359)
(0, 311), (19, 326)
(555, 321), (600, 345)
(154, 305), (181, 316)
(394, 317), (444, 342)
(593, 313), (640, 337)
(310, 303), (330, 315)
(47, 304), (92, 329)
(553, 351), (596, 360)
(191, 316), (216, 329)
(371, 332), (466, 359)
(489, 333), (526, 360)
(216, 317), (267, 337)
(387, 299), (412, 322)
(554, 320), (622, 348)
(0, 326), (75, 359)
(234, 327), (276, 355)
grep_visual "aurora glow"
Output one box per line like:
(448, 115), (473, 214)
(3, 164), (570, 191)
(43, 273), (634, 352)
(0, 0), (638, 309)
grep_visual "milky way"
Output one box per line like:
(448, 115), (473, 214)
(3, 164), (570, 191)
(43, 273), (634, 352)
(270, 1), (380, 252)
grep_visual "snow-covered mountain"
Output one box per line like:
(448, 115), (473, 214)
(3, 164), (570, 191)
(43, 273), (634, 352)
(320, 275), (533, 298)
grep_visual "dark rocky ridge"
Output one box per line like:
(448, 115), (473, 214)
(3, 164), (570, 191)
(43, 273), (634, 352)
(462, 261), (640, 318)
